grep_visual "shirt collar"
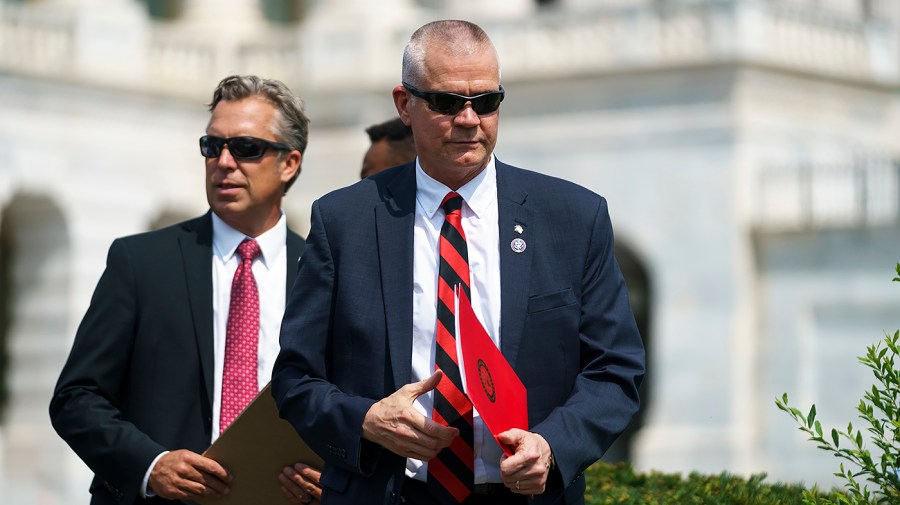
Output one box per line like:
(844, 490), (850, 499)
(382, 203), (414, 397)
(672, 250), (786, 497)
(211, 211), (287, 269)
(415, 155), (497, 219)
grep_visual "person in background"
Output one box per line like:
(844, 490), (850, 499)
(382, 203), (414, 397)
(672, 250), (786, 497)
(273, 20), (644, 505)
(50, 74), (322, 505)
(361, 116), (416, 178)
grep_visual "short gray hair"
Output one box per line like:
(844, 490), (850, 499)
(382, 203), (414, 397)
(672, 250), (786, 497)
(208, 75), (309, 192)
(401, 20), (497, 87)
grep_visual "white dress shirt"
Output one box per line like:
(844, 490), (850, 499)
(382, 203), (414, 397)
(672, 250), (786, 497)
(142, 212), (289, 496)
(407, 156), (504, 484)
(210, 212), (288, 443)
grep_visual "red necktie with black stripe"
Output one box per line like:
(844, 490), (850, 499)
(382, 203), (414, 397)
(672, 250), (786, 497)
(427, 192), (474, 504)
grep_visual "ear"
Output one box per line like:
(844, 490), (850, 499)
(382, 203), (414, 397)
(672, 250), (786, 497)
(280, 150), (302, 183)
(392, 85), (412, 125)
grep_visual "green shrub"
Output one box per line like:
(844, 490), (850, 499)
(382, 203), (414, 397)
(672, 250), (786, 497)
(583, 461), (847, 504)
(775, 264), (900, 504)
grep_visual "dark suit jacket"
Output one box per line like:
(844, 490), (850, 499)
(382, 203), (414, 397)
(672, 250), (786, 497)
(273, 161), (645, 505)
(49, 212), (305, 505)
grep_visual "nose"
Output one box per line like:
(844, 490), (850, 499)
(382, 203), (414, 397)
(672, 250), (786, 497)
(215, 145), (238, 169)
(453, 103), (481, 127)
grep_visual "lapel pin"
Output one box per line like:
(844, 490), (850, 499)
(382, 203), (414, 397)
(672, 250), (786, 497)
(510, 237), (526, 253)
(514, 224), (524, 234)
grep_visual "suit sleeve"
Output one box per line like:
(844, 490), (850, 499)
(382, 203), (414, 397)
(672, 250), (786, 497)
(273, 200), (380, 475)
(49, 239), (166, 503)
(530, 198), (645, 489)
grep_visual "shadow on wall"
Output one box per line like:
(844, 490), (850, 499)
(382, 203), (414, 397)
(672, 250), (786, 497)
(602, 241), (652, 463)
(0, 193), (72, 496)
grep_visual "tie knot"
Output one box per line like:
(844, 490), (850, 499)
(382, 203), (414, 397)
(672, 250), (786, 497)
(441, 192), (463, 215)
(237, 239), (261, 263)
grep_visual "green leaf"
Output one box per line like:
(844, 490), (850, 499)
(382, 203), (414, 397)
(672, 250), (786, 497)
(831, 428), (839, 448)
(807, 404), (817, 428)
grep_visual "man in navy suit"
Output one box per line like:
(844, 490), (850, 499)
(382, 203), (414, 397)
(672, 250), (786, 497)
(273, 20), (645, 505)
(50, 75), (320, 504)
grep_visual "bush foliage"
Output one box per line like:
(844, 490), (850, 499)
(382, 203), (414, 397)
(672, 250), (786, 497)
(583, 461), (847, 504)
(775, 264), (900, 504)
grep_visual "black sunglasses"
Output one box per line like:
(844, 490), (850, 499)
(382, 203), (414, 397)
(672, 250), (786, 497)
(199, 135), (291, 160)
(402, 82), (505, 116)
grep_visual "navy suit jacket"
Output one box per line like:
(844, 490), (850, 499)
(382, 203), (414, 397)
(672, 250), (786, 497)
(49, 212), (305, 504)
(273, 161), (644, 505)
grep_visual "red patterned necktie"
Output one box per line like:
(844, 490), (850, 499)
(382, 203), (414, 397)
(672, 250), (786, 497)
(427, 192), (474, 504)
(220, 239), (261, 433)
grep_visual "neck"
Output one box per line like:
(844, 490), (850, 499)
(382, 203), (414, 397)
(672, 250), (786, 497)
(422, 161), (488, 191)
(217, 209), (281, 238)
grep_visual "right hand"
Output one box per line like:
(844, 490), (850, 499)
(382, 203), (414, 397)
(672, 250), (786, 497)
(148, 449), (231, 500)
(279, 463), (322, 504)
(361, 371), (458, 460)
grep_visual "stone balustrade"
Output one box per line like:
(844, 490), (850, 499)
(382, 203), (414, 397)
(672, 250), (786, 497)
(756, 153), (900, 229)
(0, 1), (895, 95)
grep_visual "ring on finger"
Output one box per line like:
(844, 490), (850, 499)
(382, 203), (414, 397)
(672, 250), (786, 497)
(515, 480), (520, 491)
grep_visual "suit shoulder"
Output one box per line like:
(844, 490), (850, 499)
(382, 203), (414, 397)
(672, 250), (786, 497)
(111, 214), (208, 249)
(498, 163), (605, 208)
(316, 163), (411, 211)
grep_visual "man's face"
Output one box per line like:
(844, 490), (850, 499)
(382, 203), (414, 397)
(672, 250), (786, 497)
(205, 97), (300, 236)
(393, 45), (500, 188)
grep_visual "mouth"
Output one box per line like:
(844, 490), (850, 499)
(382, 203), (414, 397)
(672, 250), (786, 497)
(214, 180), (245, 194)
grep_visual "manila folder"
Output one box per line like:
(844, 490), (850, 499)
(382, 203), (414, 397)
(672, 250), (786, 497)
(194, 382), (323, 505)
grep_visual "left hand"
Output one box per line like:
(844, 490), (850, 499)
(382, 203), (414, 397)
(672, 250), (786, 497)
(497, 429), (553, 495)
(278, 463), (322, 504)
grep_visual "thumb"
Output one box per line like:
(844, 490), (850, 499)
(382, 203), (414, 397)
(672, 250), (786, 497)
(497, 428), (527, 448)
(407, 370), (443, 400)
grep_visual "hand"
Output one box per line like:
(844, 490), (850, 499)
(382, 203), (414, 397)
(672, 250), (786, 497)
(279, 463), (322, 504)
(148, 449), (231, 500)
(498, 429), (553, 495)
(361, 371), (458, 460)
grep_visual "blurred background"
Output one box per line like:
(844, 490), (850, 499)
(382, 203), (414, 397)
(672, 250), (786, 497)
(1, 0), (899, 503)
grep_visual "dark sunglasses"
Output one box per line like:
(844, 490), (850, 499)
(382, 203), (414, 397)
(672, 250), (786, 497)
(402, 82), (505, 115)
(199, 135), (291, 160)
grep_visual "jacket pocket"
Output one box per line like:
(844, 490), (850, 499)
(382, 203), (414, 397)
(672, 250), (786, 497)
(527, 288), (576, 314)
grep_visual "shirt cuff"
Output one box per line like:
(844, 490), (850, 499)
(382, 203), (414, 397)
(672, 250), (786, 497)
(142, 451), (169, 498)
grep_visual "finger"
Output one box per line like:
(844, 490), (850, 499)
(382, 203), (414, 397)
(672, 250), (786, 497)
(406, 370), (443, 399)
(421, 417), (459, 444)
(177, 477), (215, 498)
(509, 478), (544, 495)
(188, 453), (232, 482)
(294, 463), (322, 485)
(279, 471), (310, 502)
(294, 464), (323, 498)
(286, 464), (322, 500)
(281, 484), (309, 504)
(496, 428), (527, 449)
(199, 470), (231, 496)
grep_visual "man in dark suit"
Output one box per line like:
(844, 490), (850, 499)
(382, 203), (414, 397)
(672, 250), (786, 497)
(50, 75), (319, 504)
(273, 21), (645, 505)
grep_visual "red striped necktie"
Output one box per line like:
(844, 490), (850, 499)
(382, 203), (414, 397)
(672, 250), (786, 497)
(220, 239), (261, 433)
(427, 192), (475, 504)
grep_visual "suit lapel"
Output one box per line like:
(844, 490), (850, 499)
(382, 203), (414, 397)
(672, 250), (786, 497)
(496, 162), (533, 369)
(376, 164), (417, 390)
(179, 213), (215, 409)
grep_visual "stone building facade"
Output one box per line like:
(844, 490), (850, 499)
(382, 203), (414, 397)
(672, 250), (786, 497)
(1, 0), (899, 502)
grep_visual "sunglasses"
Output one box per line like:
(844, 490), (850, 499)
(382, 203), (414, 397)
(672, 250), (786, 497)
(402, 82), (505, 115)
(199, 135), (291, 160)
